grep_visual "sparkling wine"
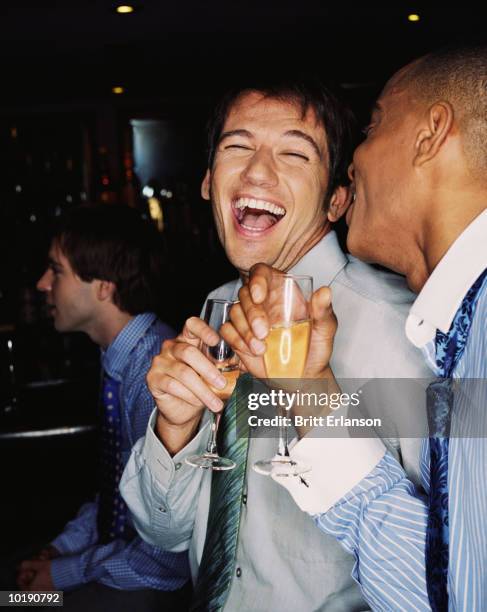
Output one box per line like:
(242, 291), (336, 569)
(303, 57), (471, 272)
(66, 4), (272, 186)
(264, 319), (311, 378)
(210, 364), (239, 400)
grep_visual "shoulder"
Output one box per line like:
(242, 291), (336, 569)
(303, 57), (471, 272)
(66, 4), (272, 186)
(331, 258), (430, 378)
(199, 279), (240, 318)
(126, 316), (173, 372)
(334, 256), (416, 309)
(332, 257), (417, 331)
(206, 279), (240, 302)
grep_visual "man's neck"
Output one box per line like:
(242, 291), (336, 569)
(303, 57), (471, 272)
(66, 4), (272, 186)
(238, 223), (332, 281)
(87, 309), (134, 349)
(406, 195), (487, 293)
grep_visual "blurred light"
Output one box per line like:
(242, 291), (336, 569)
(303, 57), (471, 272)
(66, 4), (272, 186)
(166, 191), (173, 199)
(160, 188), (167, 196)
(116, 5), (134, 14)
(66, 195), (73, 203)
(148, 197), (164, 231)
(29, 214), (37, 223)
(408, 14), (420, 22)
(15, 184), (22, 193)
(142, 185), (155, 198)
(112, 86), (124, 94)
(7, 340), (12, 350)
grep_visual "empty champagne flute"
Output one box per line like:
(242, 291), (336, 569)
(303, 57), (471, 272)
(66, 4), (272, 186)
(253, 273), (313, 477)
(185, 298), (239, 471)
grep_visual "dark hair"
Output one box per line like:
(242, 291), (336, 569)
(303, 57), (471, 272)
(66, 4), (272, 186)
(206, 76), (357, 205)
(53, 205), (162, 315)
(396, 44), (487, 178)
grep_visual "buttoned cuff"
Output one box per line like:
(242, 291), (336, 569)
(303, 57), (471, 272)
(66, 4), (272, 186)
(272, 428), (386, 514)
(142, 408), (211, 490)
(50, 555), (86, 591)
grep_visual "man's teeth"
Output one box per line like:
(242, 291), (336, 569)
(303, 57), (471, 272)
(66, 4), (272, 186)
(234, 197), (285, 217)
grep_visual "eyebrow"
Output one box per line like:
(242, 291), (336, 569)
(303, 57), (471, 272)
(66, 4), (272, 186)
(218, 129), (253, 144)
(218, 128), (322, 158)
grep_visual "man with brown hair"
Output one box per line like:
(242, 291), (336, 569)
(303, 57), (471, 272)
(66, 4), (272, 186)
(234, 44), (487, 611)
(121, 77), (431, 611)
(18, 206), (189, 611)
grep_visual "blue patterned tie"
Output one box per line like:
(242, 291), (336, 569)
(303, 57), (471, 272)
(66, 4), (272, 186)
(97, 372), (129, 543)
(426, 268), (487, 611)
(190, 374), (251, 611)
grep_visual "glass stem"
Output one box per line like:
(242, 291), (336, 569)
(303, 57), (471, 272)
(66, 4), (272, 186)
(277, 404), (287, 457)
(206, 410), (222, 456)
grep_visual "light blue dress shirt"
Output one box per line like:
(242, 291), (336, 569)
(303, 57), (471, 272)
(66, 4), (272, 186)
(286, 211), (487, 611)
(121, 232), (433, 611)
(49, 313), (190, 592)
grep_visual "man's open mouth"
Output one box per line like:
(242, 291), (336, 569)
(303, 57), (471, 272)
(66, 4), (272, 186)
(232, 197), (286, 232)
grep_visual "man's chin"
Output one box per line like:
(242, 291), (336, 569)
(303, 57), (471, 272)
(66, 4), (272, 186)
(228, 251), (275, 276)
(53, 318), (69, 333)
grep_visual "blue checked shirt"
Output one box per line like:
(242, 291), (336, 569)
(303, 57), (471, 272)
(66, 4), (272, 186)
(49, 313), (190, 591)
(278, 210), (487, 611)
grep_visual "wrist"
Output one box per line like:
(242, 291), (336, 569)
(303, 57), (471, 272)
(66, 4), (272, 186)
(294, 367), (339, 439)
(156, 412), (202, 456)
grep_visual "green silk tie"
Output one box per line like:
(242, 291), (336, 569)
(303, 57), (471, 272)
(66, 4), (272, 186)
(191, 374), (252, 611)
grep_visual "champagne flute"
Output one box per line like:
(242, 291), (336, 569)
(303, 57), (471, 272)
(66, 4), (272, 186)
(253, 273), (313, 477)
(185, 298), (239, 471)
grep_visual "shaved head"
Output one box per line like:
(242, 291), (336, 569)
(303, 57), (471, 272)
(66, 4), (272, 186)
(391, 44), (487, 180)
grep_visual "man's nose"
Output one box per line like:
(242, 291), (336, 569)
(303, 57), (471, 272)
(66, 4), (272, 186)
(241, 148), (278, 188)
(36, 269), (52, 293)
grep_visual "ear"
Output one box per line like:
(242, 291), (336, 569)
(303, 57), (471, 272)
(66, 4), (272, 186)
(414, 102), (454, 167)
(201, 169), (211, 201)
(327, 185), (353, 222)
(94, 279), (116, 303)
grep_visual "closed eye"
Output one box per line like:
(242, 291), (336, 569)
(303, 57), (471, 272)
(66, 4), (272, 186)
(283, 151), (309, 161)
(49, 264), (62, 275)
(224, 144), (252, 151)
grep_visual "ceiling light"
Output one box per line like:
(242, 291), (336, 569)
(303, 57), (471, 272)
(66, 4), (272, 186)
(112, 86), (124, 94)
(408, 14), (420, 22)
(116, 5), (134, 14)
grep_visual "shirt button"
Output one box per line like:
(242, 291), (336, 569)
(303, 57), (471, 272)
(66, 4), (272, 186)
(242, 494), (247, 505)
(175, 462), (182, 470)
(236, 567), (242, 578)
(158, 506), (166, 513)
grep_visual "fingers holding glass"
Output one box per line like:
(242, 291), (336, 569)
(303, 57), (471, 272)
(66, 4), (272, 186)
(252, 272), (313, 478)
(185, 298), (240, 471)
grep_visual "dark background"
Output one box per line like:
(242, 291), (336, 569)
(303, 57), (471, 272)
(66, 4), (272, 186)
(0, 0), (485, 572)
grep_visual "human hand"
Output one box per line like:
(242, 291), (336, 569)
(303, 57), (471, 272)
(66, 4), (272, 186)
(221, 264), (338, 379)
(147, 316), (231, 454)
(17, 559), (54, 591)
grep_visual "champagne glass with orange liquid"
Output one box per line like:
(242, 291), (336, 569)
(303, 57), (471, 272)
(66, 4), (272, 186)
(186, 299), (240, 471)
(253, 274), (313, 477)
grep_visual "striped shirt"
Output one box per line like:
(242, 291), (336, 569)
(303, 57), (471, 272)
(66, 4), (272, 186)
(278, 210), (487, 611)
(49, 313), (190, 591)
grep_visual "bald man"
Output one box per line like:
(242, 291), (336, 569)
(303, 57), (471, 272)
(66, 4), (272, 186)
(230, 44), (487, 611)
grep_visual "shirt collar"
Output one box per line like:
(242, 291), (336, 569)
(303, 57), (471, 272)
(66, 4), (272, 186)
(406, 209), (487, 348)
(290, 230), (348, 287)
(233, 231), (348, 294)
(101, 312), (157, 381)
